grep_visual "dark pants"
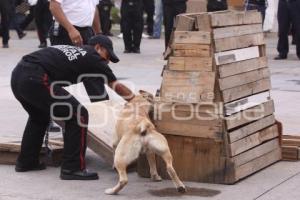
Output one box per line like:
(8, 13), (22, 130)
(246, 3), (266, 24)
(10, 1), (23, 37)
(163, 2), (186, 49)
(98, 2), (113, 35)
(11, 61), (88, 171)
(35, 0), (52, 44)
(49, 25), (109, 102)
(121, 0), (143, 51)
(277, 0), (300, 58)
(0, 0), (11, 45)
(143, 0), (154, 36)
(20, 6), (35, 30)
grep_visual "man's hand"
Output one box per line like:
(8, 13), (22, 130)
(108, 81), (135, 102)
(68, 28), (83, 46)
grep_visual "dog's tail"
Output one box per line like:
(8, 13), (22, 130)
(135, 119), (152, 136)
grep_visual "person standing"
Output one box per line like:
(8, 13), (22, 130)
(245, 0), (267, 24)
(11, 35), (135, 179)
(0, 0), (11, 48)
(162, 0), (187, 49)
(19, 0), (37, 32)
(275, 0), (300, 60)
(98, 0), (114, 36)
(35, 0), (52, 48)
(121, 0), (143, 53)
(143, 0), (155, 37)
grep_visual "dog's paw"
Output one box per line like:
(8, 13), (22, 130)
(151, 174), (162, 182)
(105, 188), (117, 195)
(177, 186), (186, 193)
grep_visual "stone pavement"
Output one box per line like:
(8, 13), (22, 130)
(0, 31), (299, 200)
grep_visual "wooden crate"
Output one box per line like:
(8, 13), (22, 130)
(282, 135), (300, 161)
(138, 10), (281, 184)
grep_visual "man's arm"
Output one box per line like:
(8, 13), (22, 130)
(93, 7), (102, 34)
(49, 0), (83, 45)
(108, 81), (135, 102)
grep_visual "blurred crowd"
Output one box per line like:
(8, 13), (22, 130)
(0, 0), (299, 59)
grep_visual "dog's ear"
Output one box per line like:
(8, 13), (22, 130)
(139, 90), (154, 102)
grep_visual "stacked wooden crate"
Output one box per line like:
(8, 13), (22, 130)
(138, 10), (281, 184)
(282, 135), (300, 161)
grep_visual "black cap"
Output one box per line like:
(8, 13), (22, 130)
(88, 35), (120, 63)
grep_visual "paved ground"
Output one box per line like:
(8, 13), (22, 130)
(0, 31), (299, 200)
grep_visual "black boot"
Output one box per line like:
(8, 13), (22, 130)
(15, 161), (46, 172)
(60, 169), (99, 180)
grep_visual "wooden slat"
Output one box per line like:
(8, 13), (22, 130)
(229, 125), (279, 156)
(168, 56), (212, 71)
(228, 115), (276, 143)
(213, 24), (263, 39)
(174, 31), (211, 44)
(224, 91), (270, 116)
(282, 139), (300, 147)
(173, 44), (211, 57)
(196, 13), (211, 31)
(186, 0), (207, 13)
(214, 46), (260, 65)
(226, 100), (275, 130)
(211, 10), (262, 27)
(222, 78), (271, 103)
(218, 57), (268, 78)
(234, 148), (281, 181)
(161, 70), (215, 103)
(231, 138), (279, 167)
(219, 68), (270, 90)
(214, 33), (265, 52)
(175, 15), (195, 31)
(282, 146), (299, 161)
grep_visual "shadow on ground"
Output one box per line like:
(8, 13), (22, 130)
(148, 187), (221, 197)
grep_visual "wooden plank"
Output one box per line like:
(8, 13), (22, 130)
(174, 31), (211, 44)
(211, 10), (262, 27)
(228, 115), (276, 143)
(196, 13), (211, 31)
(282, 146), (299, 161)
(224, 91), (270, 116)
(229, 125), (279, 156)
(222, 78), (271, 103)
(282, 139), (300, 147)
(175, 15), (195, 31)
(213, 24), (263, 39)
(173, 44), (211, 57)
(234, 148), (281, 181)
(214, 46), (260, 65)
(219, 68), (270, 90)
(161, 70), (215, 103)
(226, 100), (275, 130)
(86, 101), (122, 166)
(231, 138), (279, 167)
(282, 135), (300, 140)
(168, 56), (213, 71)
(218, 57), (268, 78)
(214, 33), (265, 52)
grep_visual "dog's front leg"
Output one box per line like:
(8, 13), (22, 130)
(146, 152), (162, 182)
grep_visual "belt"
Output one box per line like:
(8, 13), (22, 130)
(74, 26), (92, 31)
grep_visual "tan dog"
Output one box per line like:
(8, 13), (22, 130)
(105, 90), (186, 195)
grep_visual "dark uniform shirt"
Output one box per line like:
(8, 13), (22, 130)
(22, 45), (117, 85)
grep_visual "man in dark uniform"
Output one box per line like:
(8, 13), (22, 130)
(121, 0), (143, 53)
(0, 0), (11, 48)
(11, 35), (135, 180)
(35, 0), (52, 48)
(162, 0), (187, 49)
(143, 0), (155, 36)
(98, 0), (114, 36)
(275, 0), (300, 60)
